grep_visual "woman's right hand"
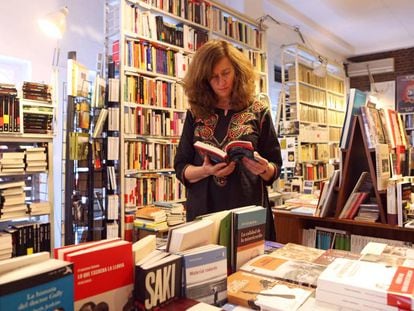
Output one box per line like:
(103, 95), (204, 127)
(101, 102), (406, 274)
(203, 156), (236, 178)
(184, 156), (236, 183)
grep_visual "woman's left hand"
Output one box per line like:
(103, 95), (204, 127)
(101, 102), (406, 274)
(242, 152), (273, 179)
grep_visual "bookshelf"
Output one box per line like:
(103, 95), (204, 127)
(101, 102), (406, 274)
(336, 115), (387, 223)
(278, 44), (345, 189)
(273, 210), (414, 245)
(64, 56), (112, 245)
(273, 115), (414, 246)
(105, 0), (269, 239)
(0, 83), (55, 258)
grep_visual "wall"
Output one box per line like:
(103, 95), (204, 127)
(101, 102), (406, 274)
(348, 47), (414, 91)
(0, 0), (105, 247)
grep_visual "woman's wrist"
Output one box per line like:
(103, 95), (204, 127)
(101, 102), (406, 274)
(259, 163), (269, 176)
(259, 163), (276, 180)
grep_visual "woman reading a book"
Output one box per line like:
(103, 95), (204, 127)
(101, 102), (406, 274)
(174, 40), (282, 241)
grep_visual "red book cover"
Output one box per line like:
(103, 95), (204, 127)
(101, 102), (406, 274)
(387, 266), (414, 310)
(64, 239), (133, 310)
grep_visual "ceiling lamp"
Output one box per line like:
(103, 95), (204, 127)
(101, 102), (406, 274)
(313, 56), (328, 78)
(38, 6), (69, 39)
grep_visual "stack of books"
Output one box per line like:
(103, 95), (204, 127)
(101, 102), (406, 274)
(0, 181), (27, 219)
(22, 82), (52, 103)
(134, 205), (168, 231)
(23, 146), (48, 172)
(28, 200), (50, 215)
(0, 150), (25, 174)
(0, 232), (12, 260)
(155, 201), (186, 226)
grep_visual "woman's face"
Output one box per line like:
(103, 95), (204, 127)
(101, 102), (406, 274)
(209, 57), (235, 101)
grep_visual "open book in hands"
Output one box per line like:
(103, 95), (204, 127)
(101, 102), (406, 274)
(194, 140), (255, 163)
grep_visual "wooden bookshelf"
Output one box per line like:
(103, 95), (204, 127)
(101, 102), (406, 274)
(273, 210), (414, 245)
(336, 115), (387, 223)
(105, 0), (269, 239)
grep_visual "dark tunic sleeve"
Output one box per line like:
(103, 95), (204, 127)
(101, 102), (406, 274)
(174, 111), (210, 220)
(257, 108), (283, 185)
(174, 110), (197, 187)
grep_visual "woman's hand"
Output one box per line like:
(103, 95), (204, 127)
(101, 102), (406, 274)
(184, 156), (236, 183)
(242, 151), (275, 180)
(203, 156), (236, 178)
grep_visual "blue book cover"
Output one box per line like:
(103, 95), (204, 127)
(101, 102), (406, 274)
(0, 261), (74, 311)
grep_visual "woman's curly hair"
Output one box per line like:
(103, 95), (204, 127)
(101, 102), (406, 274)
(182, 40), (257, 119)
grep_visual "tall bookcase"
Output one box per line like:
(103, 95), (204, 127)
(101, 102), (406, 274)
(105, 0), (269, 239)
(279, 44), (346, 189)
(64, 55), (114, 245)
(0, 83), (55, 257)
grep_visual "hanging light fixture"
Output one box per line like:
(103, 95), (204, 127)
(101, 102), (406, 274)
(313, 55), (328, 78)
(38, 6), (69, 39)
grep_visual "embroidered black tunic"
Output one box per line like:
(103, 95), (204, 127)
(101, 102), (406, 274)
(174, 101), (282, 241)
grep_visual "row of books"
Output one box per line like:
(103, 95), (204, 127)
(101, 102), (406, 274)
(1, 221), (51, 258)
(124, 75), (188, 110)
(125, 39), (182, 77)
(0, 84), (20, 133)
(125, 6), (209, 52)
(123, 106), (185, 137)
(124, 174), (186, 208)
(0, 82), (53, 134)
(211, 7), (263, 49)
(124, 140), (177, 171)
(302, 226), (411, 254)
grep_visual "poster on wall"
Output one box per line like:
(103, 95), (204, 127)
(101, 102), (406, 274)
(280, 137), (296, 168)
(396, 75), (414, 113)
(369, 81), (395, 110)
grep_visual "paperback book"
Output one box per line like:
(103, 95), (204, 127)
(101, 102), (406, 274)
(135, 251), (182, 310)
(0, 254), (74, 311)
(179, 244), (227, 306)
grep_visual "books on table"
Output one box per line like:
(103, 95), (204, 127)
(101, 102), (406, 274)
(227, 270), (314, 310)
(269, 243), (325, 263)
(316, 257), (414, 310)
(240, 254), (326, 288)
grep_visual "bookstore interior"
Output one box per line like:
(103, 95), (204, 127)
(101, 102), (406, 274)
(1, 0), (414, 310)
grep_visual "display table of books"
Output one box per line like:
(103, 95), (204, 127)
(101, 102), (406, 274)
(2, 217), (414, 310)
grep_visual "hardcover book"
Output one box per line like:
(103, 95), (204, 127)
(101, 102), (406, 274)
(194, 140), (255, 163)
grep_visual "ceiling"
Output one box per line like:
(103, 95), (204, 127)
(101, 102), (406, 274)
(267, 0), (414, 58)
